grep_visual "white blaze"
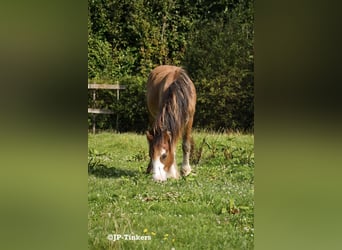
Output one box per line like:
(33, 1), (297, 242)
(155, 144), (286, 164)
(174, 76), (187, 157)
(152, 149), (167, 181)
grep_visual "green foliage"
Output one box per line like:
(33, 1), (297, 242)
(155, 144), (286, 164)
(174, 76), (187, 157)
(114, 76), (149, 132)
(88, 132), (254, 249)
(184, 0), (254, 130)
(88, 35), (114, 80)
(88, 0), (254, 131)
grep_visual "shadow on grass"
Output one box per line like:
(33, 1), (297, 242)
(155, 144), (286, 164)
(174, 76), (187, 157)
(88, 164), (137, 178)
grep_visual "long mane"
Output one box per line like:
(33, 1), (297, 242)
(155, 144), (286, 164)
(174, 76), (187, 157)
(152, 69), (194, 141)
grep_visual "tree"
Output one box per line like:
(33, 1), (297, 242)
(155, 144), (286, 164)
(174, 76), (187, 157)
(88, 0), (254, 131)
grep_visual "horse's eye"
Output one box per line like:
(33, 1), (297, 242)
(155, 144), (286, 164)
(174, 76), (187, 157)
(161, 153), (167, 161)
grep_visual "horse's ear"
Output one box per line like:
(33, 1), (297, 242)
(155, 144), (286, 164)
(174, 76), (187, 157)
(146, 131), (153, 142)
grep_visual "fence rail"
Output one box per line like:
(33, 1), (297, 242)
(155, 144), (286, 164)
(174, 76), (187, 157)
(88, 84), (126, 90)
(88, 83), (126, 133)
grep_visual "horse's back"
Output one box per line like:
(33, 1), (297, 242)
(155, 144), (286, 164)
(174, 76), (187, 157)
(147, 65), (182, 118)
(147, 65), (180, 92)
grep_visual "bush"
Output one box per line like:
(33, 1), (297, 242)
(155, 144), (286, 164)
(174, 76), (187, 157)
(88, 0), (254, 132)
(184, 12), (254, 131)
(88, 35), (114, 80)
(114, 76), (149, 132)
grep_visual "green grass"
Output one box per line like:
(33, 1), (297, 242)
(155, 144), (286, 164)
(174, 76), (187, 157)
(88, 131), (254, 249)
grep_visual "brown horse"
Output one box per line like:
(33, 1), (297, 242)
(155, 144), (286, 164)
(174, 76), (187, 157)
(146, 65), (196, 181)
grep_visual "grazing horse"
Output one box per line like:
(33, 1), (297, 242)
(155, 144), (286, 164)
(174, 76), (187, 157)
(146, 65), (196, 181)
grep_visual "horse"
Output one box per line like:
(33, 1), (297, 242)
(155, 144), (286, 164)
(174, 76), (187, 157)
(146, 65), (196, 181)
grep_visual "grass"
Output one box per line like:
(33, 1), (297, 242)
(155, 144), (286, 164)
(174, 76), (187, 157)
(88, 131), (254, 249)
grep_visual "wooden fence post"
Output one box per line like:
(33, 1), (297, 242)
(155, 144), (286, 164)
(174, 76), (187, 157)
(92, 90), (96, 134)
(116, 88), (120, 131)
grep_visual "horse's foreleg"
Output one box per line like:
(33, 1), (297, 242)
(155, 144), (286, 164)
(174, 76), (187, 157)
(146, 161), (153, 174)
(181, 118), (193, 176)
(167, 151), (180, 179)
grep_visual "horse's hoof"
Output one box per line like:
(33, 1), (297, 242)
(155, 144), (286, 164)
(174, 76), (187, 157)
(181, 167), (191, 176)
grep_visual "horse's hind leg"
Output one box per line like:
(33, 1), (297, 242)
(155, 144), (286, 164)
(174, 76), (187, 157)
(181, 118), (194, 176)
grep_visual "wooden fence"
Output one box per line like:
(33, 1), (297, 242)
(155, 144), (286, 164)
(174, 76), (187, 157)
(88, 83), (126, 133)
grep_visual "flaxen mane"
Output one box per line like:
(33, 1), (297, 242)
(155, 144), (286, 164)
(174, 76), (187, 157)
(152, 68), (193, 140)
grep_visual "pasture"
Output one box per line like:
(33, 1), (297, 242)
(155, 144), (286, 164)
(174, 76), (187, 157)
(88, 131), (254, 249)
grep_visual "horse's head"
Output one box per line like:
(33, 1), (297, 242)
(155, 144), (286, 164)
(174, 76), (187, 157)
(146, 130), (177, 181)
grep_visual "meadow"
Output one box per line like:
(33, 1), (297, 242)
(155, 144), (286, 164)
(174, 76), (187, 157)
(88, 131), (254, 249)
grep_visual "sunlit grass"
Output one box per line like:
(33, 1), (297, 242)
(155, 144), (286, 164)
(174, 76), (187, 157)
(88, 131), (254, 249)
